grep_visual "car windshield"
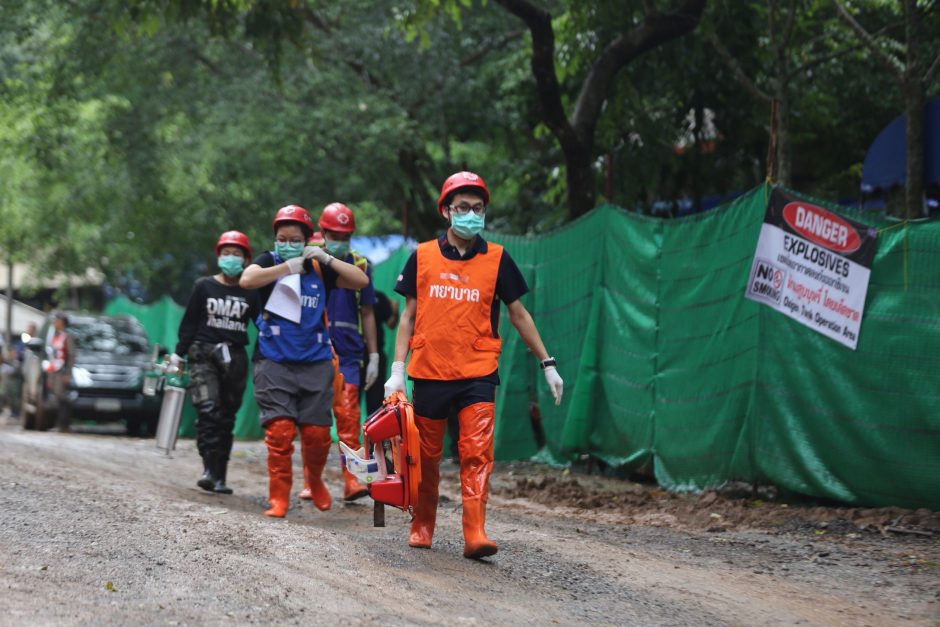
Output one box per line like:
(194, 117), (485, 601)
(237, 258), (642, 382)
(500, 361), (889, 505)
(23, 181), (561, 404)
(69, 318), (150, 354)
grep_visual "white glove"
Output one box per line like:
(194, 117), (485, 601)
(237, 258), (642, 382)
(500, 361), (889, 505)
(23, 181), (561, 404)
(303, 245), (332, 265)
(167, 353), (182, 374)
(284, 256), (306, 275)
(544, 366), (563, 406)
(365, 353), (380, 391)
(384, 361), (406, 398)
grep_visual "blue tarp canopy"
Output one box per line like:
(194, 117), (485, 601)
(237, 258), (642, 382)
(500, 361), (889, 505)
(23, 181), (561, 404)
(861, 98), (940, 193)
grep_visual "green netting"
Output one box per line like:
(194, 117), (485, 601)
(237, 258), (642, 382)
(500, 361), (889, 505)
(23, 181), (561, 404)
(750, 189), (940, 509)
(375, 185), (939, 508)
(108, 185), (940, 508)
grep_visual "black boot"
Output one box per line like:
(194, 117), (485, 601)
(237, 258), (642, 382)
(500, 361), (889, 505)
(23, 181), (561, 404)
(197, 453), (216, 492)
(213, 430), (235, 494)
(213, 458), (233, 494)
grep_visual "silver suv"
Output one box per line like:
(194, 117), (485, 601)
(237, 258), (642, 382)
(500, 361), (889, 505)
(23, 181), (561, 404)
(21, 313), (162, 435)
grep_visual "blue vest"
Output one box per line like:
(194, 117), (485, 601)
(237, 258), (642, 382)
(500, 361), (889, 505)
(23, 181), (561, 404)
(256, 253), (332, 363)
(326, 252), (373, 385)
(328, 284), (364, 355)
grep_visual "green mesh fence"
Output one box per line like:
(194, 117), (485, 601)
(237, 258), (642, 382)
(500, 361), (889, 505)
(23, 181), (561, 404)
(104, 295), (263, 440)
(748, 189), (940, 509)
(479, 193), (763, 479)
(398, 185), (937, 509)
(108, 185), (940, 508)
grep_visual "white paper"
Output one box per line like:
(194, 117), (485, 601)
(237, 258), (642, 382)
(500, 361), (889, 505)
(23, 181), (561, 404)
(265, 274), (302, 323)
(745, 222), (871, 350)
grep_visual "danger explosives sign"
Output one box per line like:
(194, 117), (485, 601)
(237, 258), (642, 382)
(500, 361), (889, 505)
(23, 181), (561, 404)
(746, 189), (878, 349)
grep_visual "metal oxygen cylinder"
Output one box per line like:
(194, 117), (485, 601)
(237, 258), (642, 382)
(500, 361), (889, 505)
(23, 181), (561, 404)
(142, 344), (162, 397)
(155, 358), (188, 454)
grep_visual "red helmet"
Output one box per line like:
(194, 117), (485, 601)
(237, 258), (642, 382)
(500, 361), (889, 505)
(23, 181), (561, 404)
(215, 230), (252, 258)
(437, 171), (490, 218)
(318, 202), (356, 234)
(272, 204), (314, 236)
(308, 231), (325, 246)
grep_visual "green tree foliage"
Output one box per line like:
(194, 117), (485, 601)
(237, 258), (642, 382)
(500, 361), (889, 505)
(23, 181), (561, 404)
(830, 0), (940, 217)
(0, 0), (935, 304)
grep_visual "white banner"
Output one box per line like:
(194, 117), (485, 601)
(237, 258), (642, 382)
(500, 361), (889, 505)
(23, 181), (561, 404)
(745, 190), (878, 350)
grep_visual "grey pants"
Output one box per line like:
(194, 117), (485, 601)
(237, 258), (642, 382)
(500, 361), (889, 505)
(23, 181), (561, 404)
(253, 359), (334, 427)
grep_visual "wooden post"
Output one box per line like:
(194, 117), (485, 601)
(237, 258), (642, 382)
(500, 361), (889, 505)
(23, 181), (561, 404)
(604, 152), (613, 201)
(766, 99), (778, 183)
(373, 501), (385, 527)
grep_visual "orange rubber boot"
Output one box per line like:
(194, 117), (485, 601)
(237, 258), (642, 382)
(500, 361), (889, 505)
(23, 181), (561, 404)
(409, 415), (447, 548)
(458, 402), (498, 559)
(334, 382), (368, 501)
(302, 354), (344, 500)
(299, 424), (332, 511)
(263, 419), (295, 518)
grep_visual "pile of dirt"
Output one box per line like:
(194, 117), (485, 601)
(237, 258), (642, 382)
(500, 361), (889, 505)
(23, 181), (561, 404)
(491, 470), (940, 538)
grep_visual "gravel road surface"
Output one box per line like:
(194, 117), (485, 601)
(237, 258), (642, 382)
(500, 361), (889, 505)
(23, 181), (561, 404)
(1, 424), (937, 625)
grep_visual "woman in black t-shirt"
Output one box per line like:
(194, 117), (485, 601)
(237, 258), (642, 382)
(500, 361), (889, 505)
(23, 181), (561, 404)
(172, 231), (261, 494)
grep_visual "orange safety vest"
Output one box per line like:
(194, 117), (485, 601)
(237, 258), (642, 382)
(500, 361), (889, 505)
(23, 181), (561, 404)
(407, 239), (503, 380)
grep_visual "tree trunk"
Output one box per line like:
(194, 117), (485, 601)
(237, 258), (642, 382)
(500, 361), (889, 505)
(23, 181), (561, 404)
(604, 153), (614, 201)
(903, 80), (925, 219)
(775, 91), (792, 186)
(494, 0), (706, 223)
(691, 100), (705, 211)
(397, 148), (436, 240)
(564, 139), (596, 219)
(903, 0), (924, 219)
(401, 199), (409, 241)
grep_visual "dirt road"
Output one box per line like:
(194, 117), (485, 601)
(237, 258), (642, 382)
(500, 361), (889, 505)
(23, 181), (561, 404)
(1, 424), (937, 625)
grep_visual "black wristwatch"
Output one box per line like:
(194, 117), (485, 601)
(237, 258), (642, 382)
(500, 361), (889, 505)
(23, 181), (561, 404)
(539, 357), (557, 370)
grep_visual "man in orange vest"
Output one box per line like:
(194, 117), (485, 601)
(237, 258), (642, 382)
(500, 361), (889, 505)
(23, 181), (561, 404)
(384, 171), (564, 559)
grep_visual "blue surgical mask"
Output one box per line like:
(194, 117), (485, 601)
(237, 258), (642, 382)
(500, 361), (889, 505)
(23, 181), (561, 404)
(218, 255), (245, 277)
(450, 212), (485, 239)
(275, 241), (304, 260)
(326, 241), (350, 259)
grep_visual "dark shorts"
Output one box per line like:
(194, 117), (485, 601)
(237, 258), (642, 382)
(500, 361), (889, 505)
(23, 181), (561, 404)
(253, 359), (334, 427)
(338, 354), (361, 388)
(411, 378), (496, 420)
